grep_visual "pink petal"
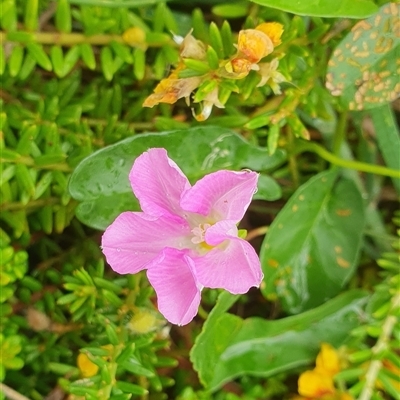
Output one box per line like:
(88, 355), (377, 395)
(180, 170), (258, 222)
(147, 249), (201, 325)
(129, 148), (190, 220)
(204, 220), (238, 246)
(194, 235), (263, 294)
(101, 212), (190, 274)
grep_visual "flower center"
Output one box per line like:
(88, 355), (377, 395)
(190, 223), (211, 244)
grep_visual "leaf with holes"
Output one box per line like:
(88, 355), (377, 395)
(69, 127), (286, 230)
(260, 170), (365, 314)
(326, 3), (400, 110)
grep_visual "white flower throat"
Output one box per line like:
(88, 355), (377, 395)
(190, 223), (212, 244)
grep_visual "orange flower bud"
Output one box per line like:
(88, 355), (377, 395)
(237, 29), (274, 63)
(224, 57), (254, 79)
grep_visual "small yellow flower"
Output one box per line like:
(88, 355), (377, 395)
(315, 343), (341, 377)
(294, 343), (354, 400)
(143, 75), (202, 107)
(237, 28), (274, 63)
(255, 22), (284, 47)
(77, 353), (99, 378)
(77, 345), (113, 378)
(298, 370), (336, 398)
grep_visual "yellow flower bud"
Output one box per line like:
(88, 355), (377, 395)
(122, 27), (146, 46)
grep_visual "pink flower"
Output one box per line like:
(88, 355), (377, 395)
(101, 149), (263, 325)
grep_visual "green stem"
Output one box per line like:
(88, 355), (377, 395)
(0, 31), (174, 47)
(0, 156), (71, 172)
(332, 110), (348, 156)
(287, 129), (300, 188)
(197, 305), (209, 320)
(295, 142), (400, 178)
(358, 293), (400, 400)
(0, 197), (60, 212)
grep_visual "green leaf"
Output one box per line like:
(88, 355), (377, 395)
(0, 46), (5, 75)
(1, 0), (17, 31)
(51, 45), (64, 77)
(369, 105), (400, 194)
(8, 45), (24, 77)
(62, 46), (81, 76)
(80, 43), (96, 70)
(326, 3), (399, 110)
(24, 0), (38, 30)
(250, 0), (378, 18)
(190, 291), (241, 389)
(253, 174), (282, 201)
(115, 381), (148, 395)
(55, 0), (72, 33)
(260, 170), (365, 314)
(69, 127), (286, 230)
(212, 3), (249, 19)
(191, 290), (368, 391)
(18, 53), (36, 80)
(26, 43), (52, 71)
(133, 48), (145, 80)
(68, 0), (167, 7)
(209, 22), (224, 59)
(101, 46), (114, 82)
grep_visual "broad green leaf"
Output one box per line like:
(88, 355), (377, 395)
(191, 290), (368, 391)
(326, 3), (399, 110)
(190, 291), (241, 390)
(68, 0), (168, 7)
(253, 174), (282, 201)
(69, 127), (286, 230)
(369, 105), (400, 194)
(250, 0), (377, 18)
(260, 170), (365, 314)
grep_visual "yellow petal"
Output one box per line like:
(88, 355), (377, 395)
(77, 353), (99, 378)
(224, 57), (253, 79)
(298, 370), (335, 398)
(256, 22), (284, 47)
(315, 343), (341, 377)
(339, 393), (354, 400)
(237, 29), (274, 63)
(143, 76), (202, 107)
